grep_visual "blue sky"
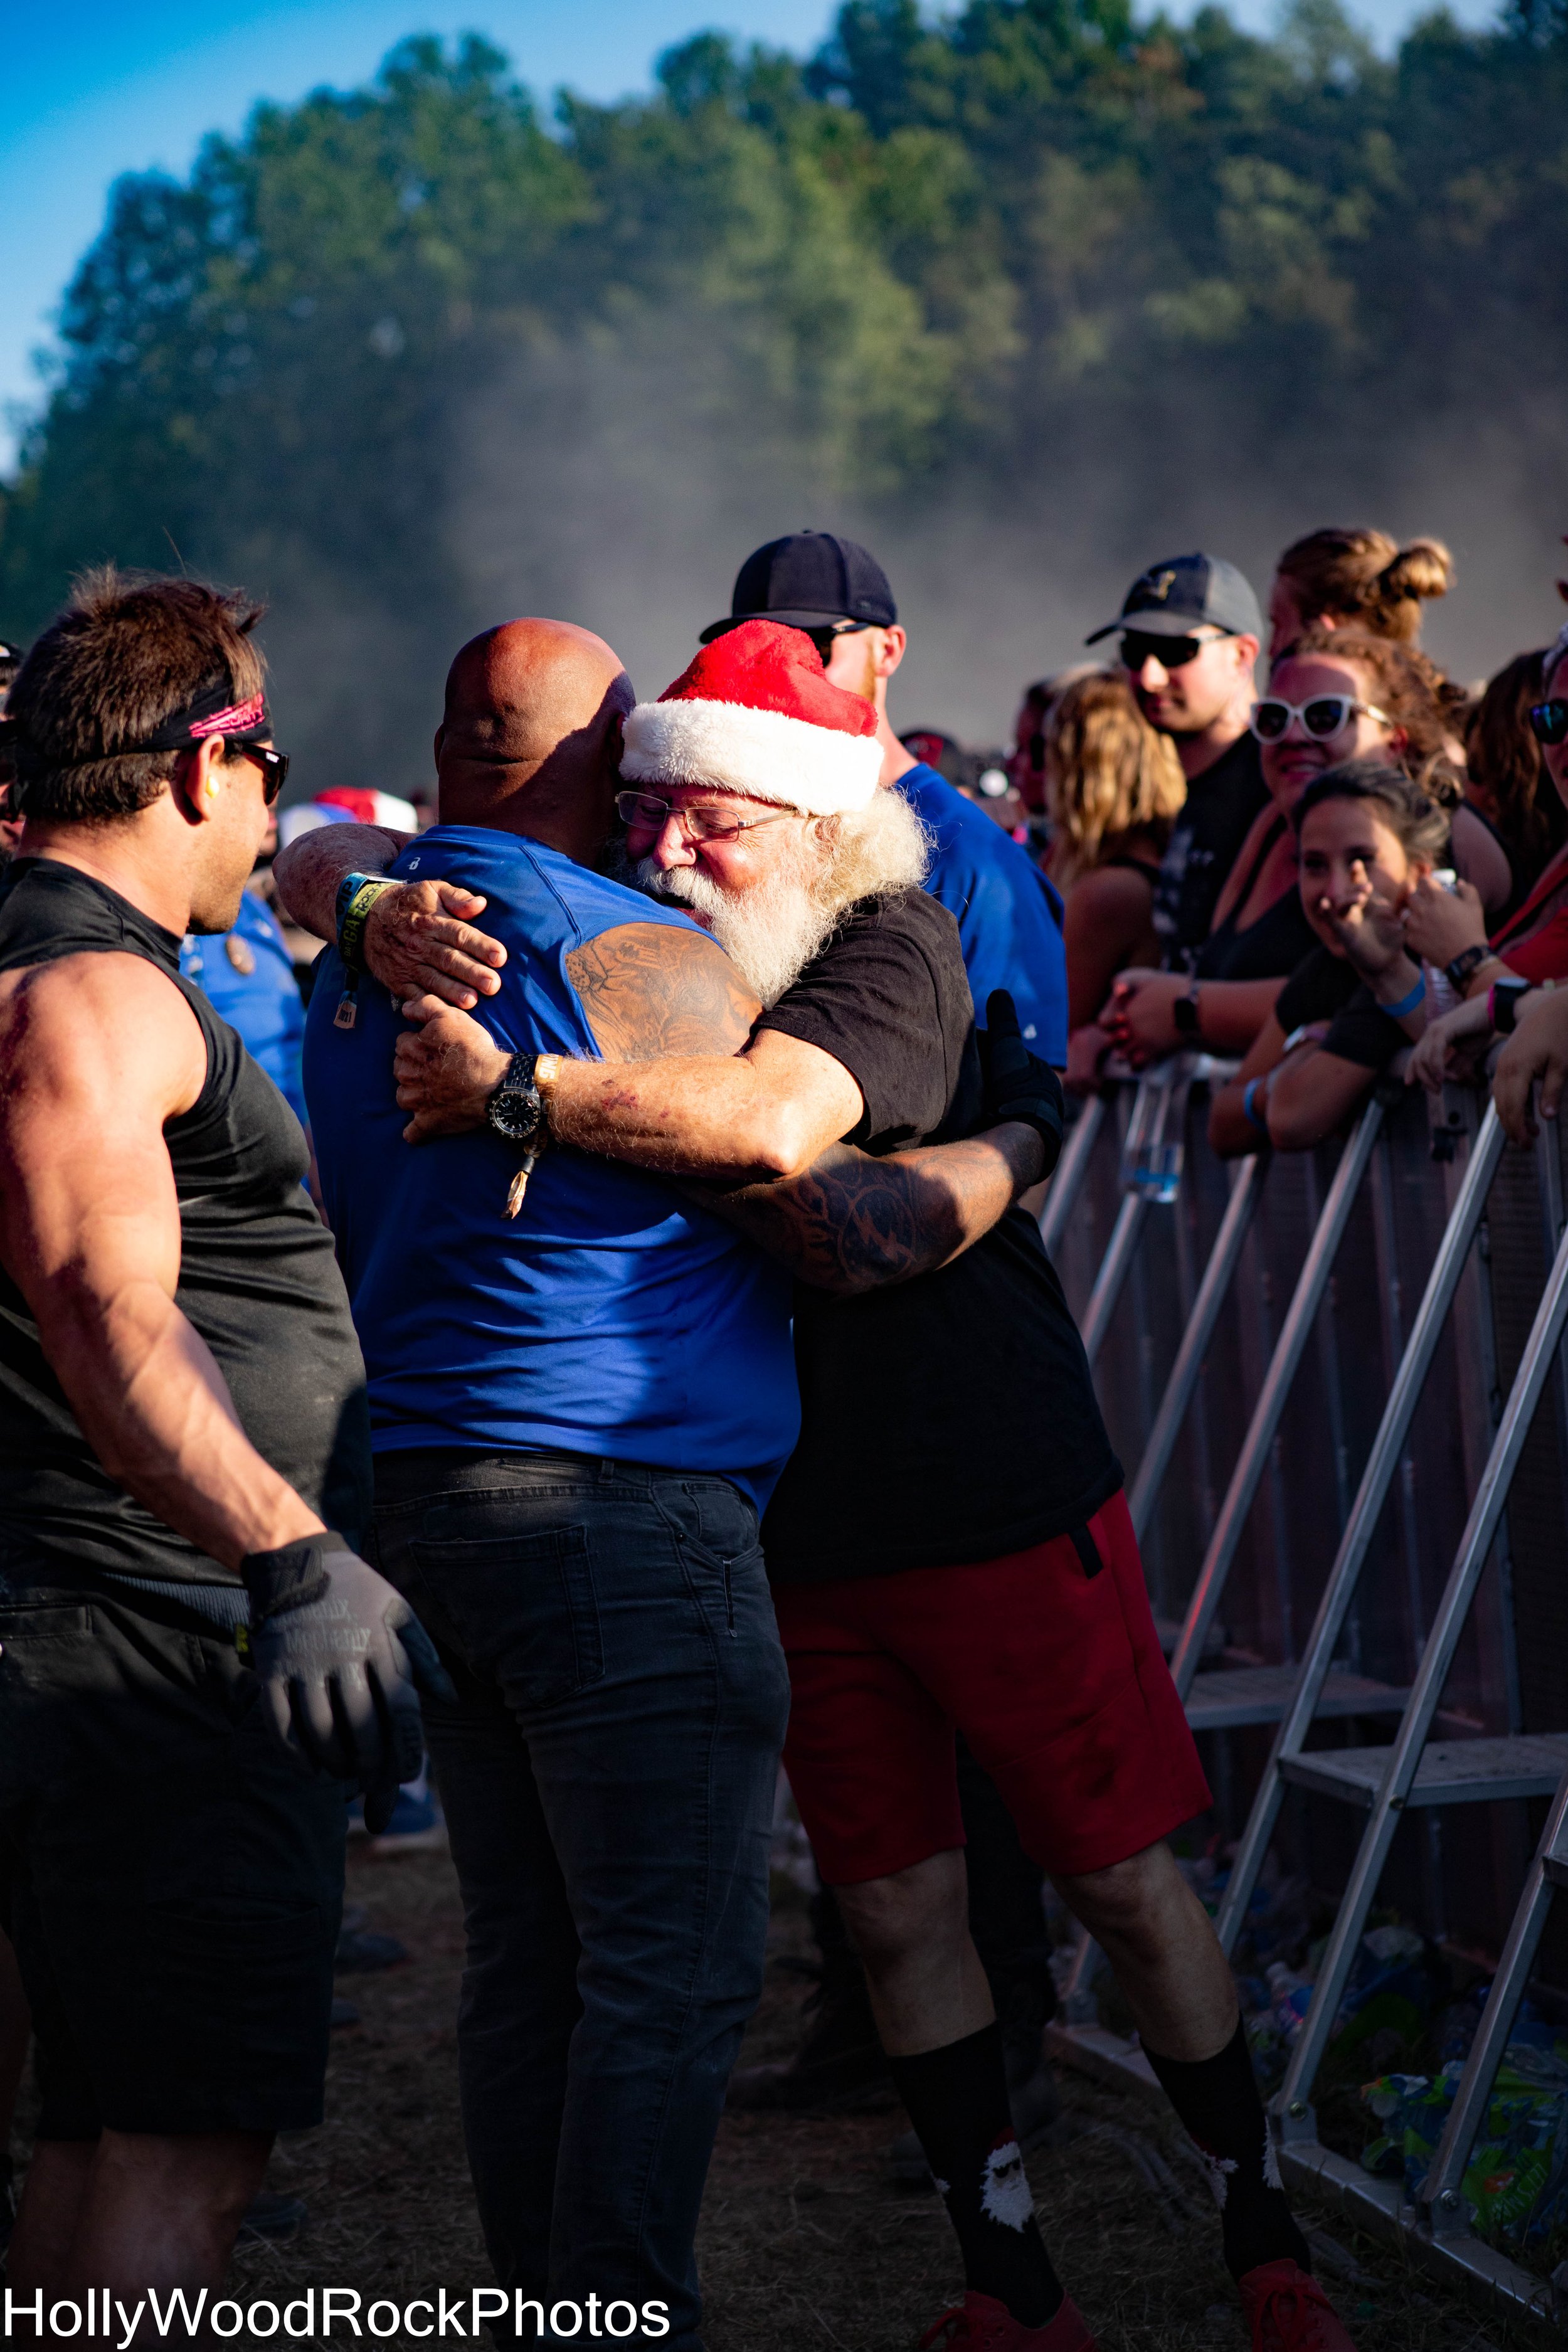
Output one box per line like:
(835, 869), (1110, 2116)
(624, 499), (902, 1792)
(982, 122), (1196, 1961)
(2, 0), (1500, 474)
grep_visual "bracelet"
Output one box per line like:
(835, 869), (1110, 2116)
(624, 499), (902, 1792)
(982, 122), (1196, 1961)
(331, 871), (399, 1032)
(1380, 971), (1427, 1022)
(1242, 1076), (1270, 1134)
(336, 871), (398, 968)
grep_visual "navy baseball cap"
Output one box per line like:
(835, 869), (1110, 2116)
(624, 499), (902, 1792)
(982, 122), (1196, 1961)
(1085, 553), (1262, 645)
(701, 532), (898, 644)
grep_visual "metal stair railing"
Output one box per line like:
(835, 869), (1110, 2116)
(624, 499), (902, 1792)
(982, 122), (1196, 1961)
(1418, 1761), (1568, 2250)
(1212, 1101), (1507, 1953)
(1128, 1150), (1266, 1544)
(1037, 1091), (1107, 1261)
(1167, 1092), (1388, 1705)
(1272, 1192), (1568, 2144)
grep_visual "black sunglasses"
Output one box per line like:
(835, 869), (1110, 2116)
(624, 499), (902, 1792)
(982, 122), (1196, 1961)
(800, 623), (867, 662)
(236, 741), (290, 803)
(1121, 630), (1224, 671)
(1529, 699), (1568, 748)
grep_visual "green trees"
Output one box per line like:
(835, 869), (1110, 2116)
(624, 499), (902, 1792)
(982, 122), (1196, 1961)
(2, 1), (1564, 766)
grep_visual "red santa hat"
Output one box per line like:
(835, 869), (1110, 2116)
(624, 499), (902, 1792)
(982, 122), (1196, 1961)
(620, 620), (882, 817)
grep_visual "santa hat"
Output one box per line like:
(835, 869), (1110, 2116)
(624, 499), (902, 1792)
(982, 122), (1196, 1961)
(621, 620), (882, 817)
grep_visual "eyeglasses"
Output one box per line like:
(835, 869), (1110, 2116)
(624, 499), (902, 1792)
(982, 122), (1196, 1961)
(1529, 699), (1568, 748)
(615, 789), (795, 844)
(233, 741), (289, 803)
(1251, 696), (1389, 744)
(1120, 630), (1225, 671)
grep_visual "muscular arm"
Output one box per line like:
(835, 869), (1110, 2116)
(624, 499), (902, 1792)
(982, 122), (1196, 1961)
(686, 1126), (1045, 1295)
(0, 956), (325, 1567)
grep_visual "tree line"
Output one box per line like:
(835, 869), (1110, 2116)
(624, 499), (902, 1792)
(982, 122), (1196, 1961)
(1, 0), (1563, 769)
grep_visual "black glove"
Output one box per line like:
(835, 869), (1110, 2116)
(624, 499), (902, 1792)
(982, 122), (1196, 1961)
(241, 1533), (454, 1833)
(978, 988), (1064, 1179)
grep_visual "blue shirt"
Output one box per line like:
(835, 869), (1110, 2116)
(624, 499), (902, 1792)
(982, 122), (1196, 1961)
(181, 885), (307, 1126)
(897, 763), (1067, 1063)
(302, 827), (798, 1510)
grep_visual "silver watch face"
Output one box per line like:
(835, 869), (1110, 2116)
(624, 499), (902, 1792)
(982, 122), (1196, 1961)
(487, 1086), (539, 1145)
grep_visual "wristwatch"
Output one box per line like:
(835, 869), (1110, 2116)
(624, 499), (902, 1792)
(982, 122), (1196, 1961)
(1444, 943), (1491, 994)
(1172, 986), (1202, 1040)
(485, 1054), (548, 1149)
(1490, 976), (1532, 1036)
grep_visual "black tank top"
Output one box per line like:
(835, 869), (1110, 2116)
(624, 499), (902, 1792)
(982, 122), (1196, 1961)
(0, 859), (371, 1587)
(1194, 813), (1318, 983)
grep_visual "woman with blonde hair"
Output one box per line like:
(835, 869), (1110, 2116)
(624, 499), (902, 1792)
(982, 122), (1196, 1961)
(1269, 526), (1454, 657)
(1044, 670), (1185, 1083)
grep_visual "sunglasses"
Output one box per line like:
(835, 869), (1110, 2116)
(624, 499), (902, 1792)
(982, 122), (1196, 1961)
(1529, 699), (1568, 748)
(1251, 696), (1389, 744)
(615, 789), (793, 844)
(1121, 630), (1224, 671)
(218, 739), (289, 803)
(800, 622), (867, 664)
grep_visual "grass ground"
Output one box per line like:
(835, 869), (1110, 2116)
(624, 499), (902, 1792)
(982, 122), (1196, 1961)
(130, 1843), (1537, 2350)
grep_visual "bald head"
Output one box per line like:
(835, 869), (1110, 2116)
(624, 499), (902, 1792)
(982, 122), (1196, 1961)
(435, 618), (634, 856)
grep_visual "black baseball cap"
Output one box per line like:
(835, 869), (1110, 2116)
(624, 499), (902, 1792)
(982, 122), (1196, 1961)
(701, 531), (898, 644)
(1084, 553), (1262, 645)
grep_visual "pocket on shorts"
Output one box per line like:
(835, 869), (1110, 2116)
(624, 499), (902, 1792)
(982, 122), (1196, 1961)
(411, 1518), (601, 1708)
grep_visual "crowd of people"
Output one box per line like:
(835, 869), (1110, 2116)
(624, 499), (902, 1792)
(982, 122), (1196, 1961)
(1003, 526), (1568, 1160)
(0, 519), (1563, 2352)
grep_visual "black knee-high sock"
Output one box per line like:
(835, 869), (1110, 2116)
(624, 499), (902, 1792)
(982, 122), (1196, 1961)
(1142, 2020), (1311, 2281)
(887, 2023), (1063, 2326)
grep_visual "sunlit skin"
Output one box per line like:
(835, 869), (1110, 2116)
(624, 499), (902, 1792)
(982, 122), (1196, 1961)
(1210, 798), (1433, 1156)
(818, 624), (915, 786)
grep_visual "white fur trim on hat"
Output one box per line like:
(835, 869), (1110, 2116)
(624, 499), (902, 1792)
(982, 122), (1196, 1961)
(622, 697), (882, 816)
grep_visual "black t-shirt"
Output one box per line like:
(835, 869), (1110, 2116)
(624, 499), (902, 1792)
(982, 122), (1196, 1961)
(0, 859), (371, 1586)
(755, 888), (1122, 1583)
(1272, 943), (1407, 1071)
(1152, 731), (1269, 972)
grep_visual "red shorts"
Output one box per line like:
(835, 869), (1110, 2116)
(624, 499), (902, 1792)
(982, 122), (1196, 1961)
(775, 1492), (1212, 1885)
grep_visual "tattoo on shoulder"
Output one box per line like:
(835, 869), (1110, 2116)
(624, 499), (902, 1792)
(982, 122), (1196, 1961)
(566, 923), (760, 1062)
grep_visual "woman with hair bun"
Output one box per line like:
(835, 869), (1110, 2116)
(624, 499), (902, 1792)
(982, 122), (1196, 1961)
(1269, 526), (1454, 659)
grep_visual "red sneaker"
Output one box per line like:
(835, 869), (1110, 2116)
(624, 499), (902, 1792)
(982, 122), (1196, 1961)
(918, 2289), (1098, 2351)
(1239, 2260), (1358, 2352)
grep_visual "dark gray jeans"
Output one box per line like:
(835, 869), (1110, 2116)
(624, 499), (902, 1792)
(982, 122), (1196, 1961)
(373, 1449), (790, 2350)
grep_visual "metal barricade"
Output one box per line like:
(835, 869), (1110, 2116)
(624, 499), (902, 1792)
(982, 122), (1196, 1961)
(1041, 1066), (1568, 2334)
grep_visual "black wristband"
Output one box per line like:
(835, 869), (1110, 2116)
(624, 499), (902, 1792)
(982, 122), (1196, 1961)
(1173, 987), (1202, 1039)
(1444, 942), (1490, 993)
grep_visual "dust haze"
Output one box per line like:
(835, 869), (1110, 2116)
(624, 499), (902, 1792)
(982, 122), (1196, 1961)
(257, 321), (1568, 794)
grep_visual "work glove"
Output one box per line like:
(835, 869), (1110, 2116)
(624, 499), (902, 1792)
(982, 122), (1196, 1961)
(978, 988), (1065, 1180)
(241, 1534), (454, 1833)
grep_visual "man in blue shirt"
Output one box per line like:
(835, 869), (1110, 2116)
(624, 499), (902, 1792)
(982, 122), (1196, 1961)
(287, 618), (1049, 2352)
(701, 532), (1069, 1061)
(180, 875), (307, 1126)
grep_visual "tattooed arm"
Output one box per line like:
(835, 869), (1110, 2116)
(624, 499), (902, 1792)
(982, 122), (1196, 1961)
(396, 925), (865, 1179)
(684, 1128), (1046, 1295)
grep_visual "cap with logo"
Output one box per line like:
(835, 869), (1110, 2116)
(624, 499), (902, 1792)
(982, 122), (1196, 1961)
(701, 532), (898, 645)
(1084, 553), (1262, 645)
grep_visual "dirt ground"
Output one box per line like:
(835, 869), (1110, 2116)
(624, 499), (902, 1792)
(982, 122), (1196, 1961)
(135, 1841), (1544, 2349)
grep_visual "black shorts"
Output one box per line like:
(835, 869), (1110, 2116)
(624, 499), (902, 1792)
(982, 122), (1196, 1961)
(0, 1582), (346, 2139)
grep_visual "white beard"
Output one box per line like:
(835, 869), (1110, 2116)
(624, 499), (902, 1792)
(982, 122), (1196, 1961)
(619, 845), (838, 1009)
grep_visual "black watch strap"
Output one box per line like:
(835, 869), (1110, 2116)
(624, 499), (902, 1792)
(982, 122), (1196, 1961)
(486, 1053), (545, 1147)
(1173, 987), (1202, 1039)
(1445, 943), (1490, 993)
